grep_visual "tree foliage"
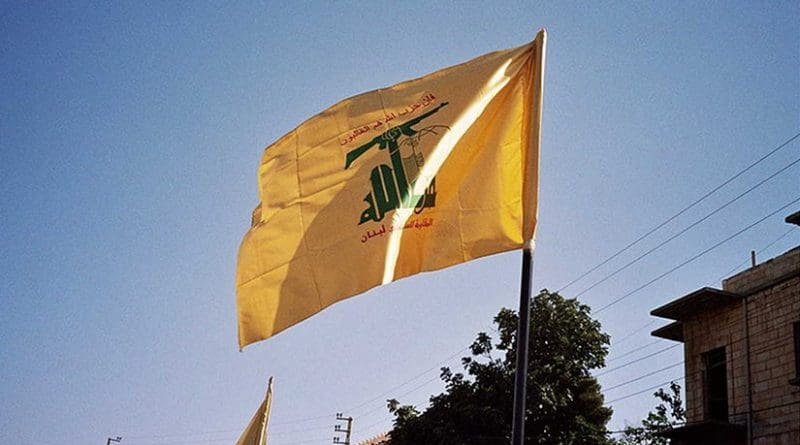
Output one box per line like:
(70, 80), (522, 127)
(386, 290), (613, 445)
(615, 382), (685, 445)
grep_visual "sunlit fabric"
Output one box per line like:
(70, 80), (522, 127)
(236, 30), (546, 349)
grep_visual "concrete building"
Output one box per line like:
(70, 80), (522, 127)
(650, 213), (799, 445)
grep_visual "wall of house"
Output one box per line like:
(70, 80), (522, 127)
(724, 248), (799, 445)
(680, 247), (799, 444)
(681, 301), (747, 424)
(740, 275), (798, 445)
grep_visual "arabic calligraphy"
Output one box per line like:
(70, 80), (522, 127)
(344, 101), (448, 225)
(339, 93), (439, 146)
(359, 218), (435, 243)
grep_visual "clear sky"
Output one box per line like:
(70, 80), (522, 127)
(1, 1), (798, 444)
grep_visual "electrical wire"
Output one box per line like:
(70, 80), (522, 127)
(558, 130), (800, 293)
(124, 429), (241, 440)
(130, 325), (793, 443)
(575, 155), (800, 298)
(602, 362), (684, 392)
(596, 344), (681, 377)
(354, 372), (444, 419)
(607, 339), (664, 363)
(270, 413), (338, 426)
(596, 225), (797, 362)
(609, 320), (657, 347)
(595, 196), (800, 313)
(129, 208), (797, 444)
(351, 418), (393, 443)
(347, 345), (469, 416)
(605, 376), (686, 404)
(717, 226), (798, 279)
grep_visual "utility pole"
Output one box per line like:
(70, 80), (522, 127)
(106, 437), (122, 445)
(333, 413), (353, 445)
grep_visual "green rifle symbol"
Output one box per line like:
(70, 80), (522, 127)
(345, 102), (448, 224)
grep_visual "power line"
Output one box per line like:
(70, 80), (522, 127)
(127, 437), (236, 445)
(609, 320), (657, 347)
(575, 155), (800, 298)
(596, 344), (681, 377)
(124, 346), (467, 444)
(270, 424), (336, 436)
(609, 401), (800, 438)
(606, 422), (686, 435)
(348, 345), (469, 416)
(607, 339), (664, 363)
(598, 226), (798, 357)
(352, 418), (393, 444)
(124, 429), (241, 440)
(271, 413), (338, 426)
(605, 376), (686, 404)
(595, 196), (800, 313)
(604, 327), (792, 389)
(131, 209), (796, 444)
(275, 437), (336, 445)
(354, 372), (444, 419)
(335, 340), (791, 439)
(123, 415), (336, 443)
(148, 326), (791, 442)
(558, 131), (800, 293)
(603, 328), (795, 410)
(131, 295), (796, 443)
(603, 362), (684, 392)
(717, 226), (798, 279)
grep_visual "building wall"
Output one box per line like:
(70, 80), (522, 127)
(681, 300), (746, 424)
(681, 247), (799, 444)
(741, 276), (799, 445)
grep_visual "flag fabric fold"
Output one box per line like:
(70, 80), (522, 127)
(237, 30), (547, 349)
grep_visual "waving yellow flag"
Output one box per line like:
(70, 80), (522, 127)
(236, 377), (274, 445)
(237, 30), (547, 349)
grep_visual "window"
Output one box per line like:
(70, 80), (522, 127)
(703, 347), (728, 421)
(791, 321), (800, 386)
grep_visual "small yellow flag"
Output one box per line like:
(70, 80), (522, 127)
(237, 30), (547, 349)
(236, 377), (274, 445)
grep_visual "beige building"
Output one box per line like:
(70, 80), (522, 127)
(651, 212), (799, 445)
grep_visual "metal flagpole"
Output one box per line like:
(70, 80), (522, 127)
(511, 243), (533, 445)
(511, 28), (546, 445)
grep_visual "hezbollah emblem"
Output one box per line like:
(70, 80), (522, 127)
(344, 101), (449, 224)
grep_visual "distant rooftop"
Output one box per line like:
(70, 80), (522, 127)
(357, 432), (389, 445)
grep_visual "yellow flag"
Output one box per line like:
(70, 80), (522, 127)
(236, 377), (274, 445)
(237, 30), (547, 349)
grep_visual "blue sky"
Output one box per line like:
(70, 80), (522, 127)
(1, 1), (798, 444)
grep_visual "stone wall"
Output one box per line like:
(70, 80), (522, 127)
(679, 246), (799, 443)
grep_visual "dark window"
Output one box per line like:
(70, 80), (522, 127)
(792, 321), (800, 386)
(703, 347), (728, 421)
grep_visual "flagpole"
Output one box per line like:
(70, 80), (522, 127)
(511, 28), (545, 445)
(511, 243), (533, 445)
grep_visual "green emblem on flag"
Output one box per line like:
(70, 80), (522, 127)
(344, 101), (449, 224)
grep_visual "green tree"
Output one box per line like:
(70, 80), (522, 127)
(615, 382), (685, 445)
(387, 289), (614, 445)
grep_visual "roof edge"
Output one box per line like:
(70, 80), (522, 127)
(651, 287), (743, 321)
(652, 321), (684, 342)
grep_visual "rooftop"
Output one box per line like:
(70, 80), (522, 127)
(650, 287), (743, 321)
